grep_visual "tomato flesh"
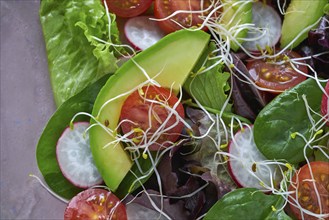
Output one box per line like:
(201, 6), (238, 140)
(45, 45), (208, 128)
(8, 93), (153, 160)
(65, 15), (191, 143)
(247, 51), (308, 93)
(105, 0), (153, 18)
(120, 86), (185, 151)
(321, 81), (329, 125)
(288, 161), (329, 220)
(154, 0), (213, 34)
(64, 188), (127, 220)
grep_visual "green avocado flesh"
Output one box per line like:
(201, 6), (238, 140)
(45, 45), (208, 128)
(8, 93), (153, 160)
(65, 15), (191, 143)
(89, 30), (210, 191)
(280, 0), (327, 48)
(220, 0), (252, 51)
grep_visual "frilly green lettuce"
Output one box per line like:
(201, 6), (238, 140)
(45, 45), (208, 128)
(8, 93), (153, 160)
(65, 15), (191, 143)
(40, 0), (123, 106)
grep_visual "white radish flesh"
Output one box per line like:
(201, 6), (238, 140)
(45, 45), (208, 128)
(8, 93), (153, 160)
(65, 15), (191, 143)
(56, 122), (103, 188)
(124, 16), (165, 51)
(242, 2), (281, 51)
(228, 125), (279, 190)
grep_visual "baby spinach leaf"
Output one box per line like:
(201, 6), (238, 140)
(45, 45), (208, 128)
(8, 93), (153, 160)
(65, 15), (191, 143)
(40, 0), (122, 106)
(184, 43), (232, 112)
(36, 74), (110, 199)
(254, 78), (324, 164)
(204, 188), (292, 220)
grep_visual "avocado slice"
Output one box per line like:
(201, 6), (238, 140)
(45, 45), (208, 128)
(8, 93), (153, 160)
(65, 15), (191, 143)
(89, 30), (210, 191)
(280, 0), (327, 48)
(220, 0), (252, 51)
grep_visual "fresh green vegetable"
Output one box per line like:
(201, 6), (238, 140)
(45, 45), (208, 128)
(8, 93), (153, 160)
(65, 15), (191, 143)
(36, 0), (329, 218)
(254, 78), (324, 164)
(280, 0), (327, 48)
(39, 0), (122, 106)
(315, 127), (329, 162)
(89, 29), (211, 191)
(325, 3), (329, 15)
(204, 188), (292, 220)
(115, 152), (156, 198)
(314, 148), (329, 162)
(220, 0), (253, 51)
(184, 42), (232, 112)
(36, 74), (110, 199)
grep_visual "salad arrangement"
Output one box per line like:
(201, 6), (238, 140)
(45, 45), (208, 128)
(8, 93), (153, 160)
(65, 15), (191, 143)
(36, 0), (329, 219)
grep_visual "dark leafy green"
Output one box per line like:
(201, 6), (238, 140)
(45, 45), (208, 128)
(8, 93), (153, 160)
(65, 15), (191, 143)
(254, 78), (324, 164)
(36, 74), (110, 199)
(230, 52), (274, 121)
(40, 0), (122, 106)
(115, 152), (157, 199)
(184, 43), (232, 112)
(204, 188), (292, 220)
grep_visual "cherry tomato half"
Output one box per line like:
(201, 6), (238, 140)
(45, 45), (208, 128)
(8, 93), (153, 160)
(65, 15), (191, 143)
(154, 0), (213, 34)
(247, 51), (308, 93)
(64, 188), (127, 220)
(321, 81), (329, 125)
(120, 85), (185, 151)
(288, 161), (329, 220)
(104, 0), (153, 18)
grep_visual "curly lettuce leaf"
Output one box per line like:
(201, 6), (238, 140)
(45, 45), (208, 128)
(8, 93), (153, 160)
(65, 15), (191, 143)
(184, 43), (232, 112)
(40, 0), (122, 106)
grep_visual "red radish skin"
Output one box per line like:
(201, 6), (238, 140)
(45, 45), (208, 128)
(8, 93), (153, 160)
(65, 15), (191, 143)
(228, 125), (280, 190)
(56, 122), (103, 188)
(124, 16), (165, 51)
(242, 2), (281, 51)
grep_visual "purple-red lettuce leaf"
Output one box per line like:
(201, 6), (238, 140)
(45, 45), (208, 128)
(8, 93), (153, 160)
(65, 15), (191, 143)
(230, 53), (274, 121)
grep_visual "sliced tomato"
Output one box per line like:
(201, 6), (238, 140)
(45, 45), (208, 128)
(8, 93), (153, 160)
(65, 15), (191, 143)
(64, 188), (127, 220)
(154, 0), (213, 34)
(104, 0), (153, 18)
(321, 81), (329, 125)
(246, 50), (308, 93)
(288, 161), (329, 220)
(120, 85), (185, 151)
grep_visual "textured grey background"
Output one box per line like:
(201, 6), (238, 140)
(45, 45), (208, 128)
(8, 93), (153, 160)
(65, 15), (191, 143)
(1, 0), (65, 219)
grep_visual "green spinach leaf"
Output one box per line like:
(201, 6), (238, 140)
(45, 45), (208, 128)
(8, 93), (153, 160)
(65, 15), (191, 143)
(204, 188), (292, 220)
(40, 0), (121, 106)
(36, 74), (110, 199)
(254, 79), (324, 164)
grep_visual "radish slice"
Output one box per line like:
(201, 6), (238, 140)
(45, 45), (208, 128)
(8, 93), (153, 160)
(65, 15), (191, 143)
(56, 122), (103, 188)
(228, 125), (279, 190)
(242, 2), (281, 51)
(124, 16), (166, 51)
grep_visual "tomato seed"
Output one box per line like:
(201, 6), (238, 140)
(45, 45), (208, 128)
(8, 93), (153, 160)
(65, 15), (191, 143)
(252, 163), (257, 172)
(320, 174), (327, 182)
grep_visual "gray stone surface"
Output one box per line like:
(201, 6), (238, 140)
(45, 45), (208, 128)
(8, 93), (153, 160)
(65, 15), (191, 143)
(1, 0), (65, 219)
